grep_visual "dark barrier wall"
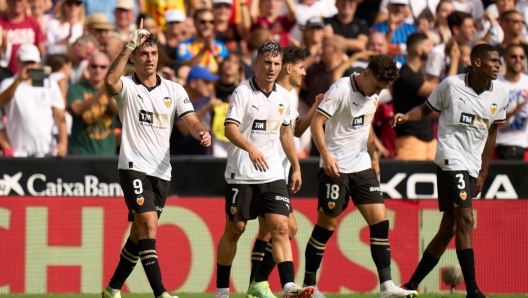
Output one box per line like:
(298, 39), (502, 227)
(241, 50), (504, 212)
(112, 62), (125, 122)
(0, 157), (526, 198)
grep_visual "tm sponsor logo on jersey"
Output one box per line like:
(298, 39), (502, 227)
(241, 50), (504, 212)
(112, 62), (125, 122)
(139, 110), (168, 129)
(353, 115), (364, 126)
(252, 119), (281, 134)
(0, 172), (123, 196)
(459, 112), (488, 128)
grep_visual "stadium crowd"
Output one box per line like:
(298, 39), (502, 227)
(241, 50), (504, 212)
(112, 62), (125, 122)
(0, 0), (527, 160)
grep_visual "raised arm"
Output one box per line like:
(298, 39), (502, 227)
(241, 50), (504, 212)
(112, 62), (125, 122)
(105, 29), (150, 95)
(280, 124), (301, 193)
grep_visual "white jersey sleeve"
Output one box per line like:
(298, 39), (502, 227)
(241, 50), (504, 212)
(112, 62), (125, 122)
(426, 78), (448, 112)
(225, 88), (248, 126)
(114, 76), (134, 103)
(317, 83), (343, 118)
(425, 44), (446, 78)
(493, 87), (508, 123)
(174, 89), (195, 119)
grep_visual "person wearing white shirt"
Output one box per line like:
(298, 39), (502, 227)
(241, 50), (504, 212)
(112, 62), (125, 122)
(496, 44), (528, 159)
(0, 44), (67, 157)
(45, 0), (85, 54)
(393, 44), (508, 298)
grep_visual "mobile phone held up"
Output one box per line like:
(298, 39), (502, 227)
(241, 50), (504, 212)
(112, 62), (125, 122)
(31, 66), (51, 87)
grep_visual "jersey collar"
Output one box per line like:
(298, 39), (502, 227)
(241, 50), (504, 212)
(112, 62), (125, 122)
(249, 76), (276, 98)
(464, 72), (493, 95)
(350, 74), (366, 97)
(132, 73), (162, 92)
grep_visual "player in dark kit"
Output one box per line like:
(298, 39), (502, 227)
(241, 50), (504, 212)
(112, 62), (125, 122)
(392, 44), (508, 298)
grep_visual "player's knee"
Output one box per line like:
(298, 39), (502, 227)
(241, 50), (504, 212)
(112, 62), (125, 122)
(272, 221), (289, 237)
(369, 219), (389, 238)
(456, 212), (474, 230)
(226, 223), (246, 240)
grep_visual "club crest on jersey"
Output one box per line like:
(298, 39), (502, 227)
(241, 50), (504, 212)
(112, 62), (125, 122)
(136, 195), (145, 206)
(163, 97), (172, 108)
(328, 201), (336, 209)
(230, 205), (237, 215)
(490, 103), (497, 114)
(278, 104), (285, 115)
(460, 191), (467, 201)
(373, 100), (378, 107)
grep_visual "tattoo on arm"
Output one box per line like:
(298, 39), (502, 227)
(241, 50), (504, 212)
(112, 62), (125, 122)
(107, 48), (133, 76)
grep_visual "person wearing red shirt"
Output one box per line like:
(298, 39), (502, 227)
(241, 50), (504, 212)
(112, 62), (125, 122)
(0, 0), (46, 73)
(250, 0), (296, 47)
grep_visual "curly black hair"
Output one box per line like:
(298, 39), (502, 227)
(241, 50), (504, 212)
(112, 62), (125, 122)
(282, 46), (306, 65)
(366, 54), (399, 83)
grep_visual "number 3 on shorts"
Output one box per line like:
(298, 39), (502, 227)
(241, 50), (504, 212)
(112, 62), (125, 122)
(133, 179), (143, 194)
(455, 174), (465, 190)
(325, 183), (339, 200)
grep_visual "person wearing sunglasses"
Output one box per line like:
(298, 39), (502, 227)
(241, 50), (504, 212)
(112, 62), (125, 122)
(67, 52), (118, 155)
(495, 44), (528, 160)
(176, 8), (229, 74)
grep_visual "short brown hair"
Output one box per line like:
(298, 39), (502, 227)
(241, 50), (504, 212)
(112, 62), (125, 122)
(282, 46), (305, 65)
(133, 34), (160, 54)
(366, 54), (399, 83)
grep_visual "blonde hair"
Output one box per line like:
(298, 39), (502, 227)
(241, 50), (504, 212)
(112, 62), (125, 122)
(59, 1), (86, 25)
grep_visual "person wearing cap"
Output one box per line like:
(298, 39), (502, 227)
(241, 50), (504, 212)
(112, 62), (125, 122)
(371, 0), (418, 64)
(0, 44), (67, 157)
(322, 0), (369, 54)
(213, 0), (250, 53)
(177, 8), (229, 74)
(287, 0), (337, 44)
(171, 65), (222, 155)
(163, 9), (186, 58)
(249, 0), (296, 47)
(83, 0), (138, 24)
(0, 0), (46, 73)
(87, 12), (115, 46)
(112, 0), (137, 42)
(45, 0), (85, 54)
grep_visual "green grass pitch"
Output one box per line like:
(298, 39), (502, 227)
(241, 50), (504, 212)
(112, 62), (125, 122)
(1, 294), (527, 298)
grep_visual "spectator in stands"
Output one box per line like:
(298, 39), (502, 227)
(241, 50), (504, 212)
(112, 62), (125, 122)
(162, 10), (186, 58)
(0, 0), (46, 73)
(101, 35), (125, 64)
(83, 0), (138, 24)
(349, 31), (402, 72)
(46, 0), (85, 55)
(212, 53), (244, 157)
(288, 0), (337, 44)
(425, 11), (470, 84)
(302, 16), (325, 69)
(496, 44), (528, 160)
(375, 0), (440, 25)
(452, 0), (484, 20)
(393, 33), (437, 160)
(214, 0), (250, 53)
(112, 0), (137, 43)
(428, 0), (454, 45)
(372, 0), (417, 65)
(304, 35), (349, 108)
(0, 109), (12, 156)
(28, 0), (54, 33)
(497, 10), (528, 68)
(87, 13), (114, 47)
(67, 52), (117, 155)
(0, 44), (67, 157)
(240, 28), (273, 78)
(67, 35), (99, 84)
(486, 0), (516, 19)
(136, 13), (167, 48)
(48, 54), (72, 103)
(177, 8), (229, 74)
(250, 0), (296, 47)
(171, 66), (221, 155)
(323, 0), (369, 54)
(138, 0), (198, 30)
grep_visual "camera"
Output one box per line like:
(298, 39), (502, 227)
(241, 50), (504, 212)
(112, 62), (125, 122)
(31, 66), (51, 87)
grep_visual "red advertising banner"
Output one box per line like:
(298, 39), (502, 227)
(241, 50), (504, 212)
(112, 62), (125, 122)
(0, 197), (526, 294)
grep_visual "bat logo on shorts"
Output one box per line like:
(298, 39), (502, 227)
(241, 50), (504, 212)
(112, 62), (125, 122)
(136, 195), (145, 206)
(459, 191), (467, 201)
(328, 201), (336, 209)
(230, 205), (237, 215)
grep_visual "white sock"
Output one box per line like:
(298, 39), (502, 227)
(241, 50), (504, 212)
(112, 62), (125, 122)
(380, 280), (395, 291)
(282, 282), (295, 294)
(216, 288), (229, 294)
(105, 286), (120, 296)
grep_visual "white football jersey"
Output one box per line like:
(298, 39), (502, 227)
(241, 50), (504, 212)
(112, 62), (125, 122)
(114, 74), (195, 180)
(495, 73), (528, 148)
(427, 73), (508, 178)
(224, 77), (292, 184)
(278, 88), (300, 183)
(316, 74), (378, 174)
